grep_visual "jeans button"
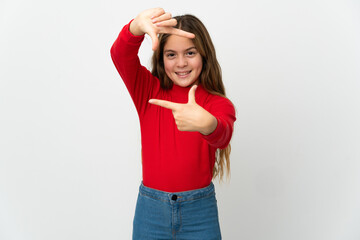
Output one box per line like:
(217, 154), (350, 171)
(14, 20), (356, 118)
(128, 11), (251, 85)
(171, 195), (178, 201)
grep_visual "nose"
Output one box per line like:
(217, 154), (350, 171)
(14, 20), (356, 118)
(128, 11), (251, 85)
(176, 55), (188, 68)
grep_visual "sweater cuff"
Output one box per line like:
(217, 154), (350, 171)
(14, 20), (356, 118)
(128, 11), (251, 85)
(201, 116), (226, 147)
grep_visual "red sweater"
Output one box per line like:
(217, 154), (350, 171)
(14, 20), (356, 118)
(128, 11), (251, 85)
(110, 21), (236, 192)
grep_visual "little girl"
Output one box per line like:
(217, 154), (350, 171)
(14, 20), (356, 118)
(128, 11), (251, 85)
(110, 7), (236, 239)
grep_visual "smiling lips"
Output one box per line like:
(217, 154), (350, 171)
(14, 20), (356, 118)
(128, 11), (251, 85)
(176, 70), (192, 78)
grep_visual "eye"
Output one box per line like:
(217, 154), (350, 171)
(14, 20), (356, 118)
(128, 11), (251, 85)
(165, 53), (176, 59)
(186, 51), (196, 57)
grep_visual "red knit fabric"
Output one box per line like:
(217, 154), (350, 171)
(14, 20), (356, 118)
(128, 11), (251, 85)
(110, 21), (236, 192)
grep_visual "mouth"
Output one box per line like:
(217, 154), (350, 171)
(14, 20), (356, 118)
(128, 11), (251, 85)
(175, 70), (192, 78)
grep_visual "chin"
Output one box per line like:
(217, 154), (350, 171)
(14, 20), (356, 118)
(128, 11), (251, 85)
(175, 82), (191, 87)
(172, 78), (198, 88)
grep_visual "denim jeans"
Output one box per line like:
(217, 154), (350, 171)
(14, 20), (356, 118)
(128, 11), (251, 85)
(132, 182), (222, 240)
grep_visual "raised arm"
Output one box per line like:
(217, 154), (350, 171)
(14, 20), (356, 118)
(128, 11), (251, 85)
(110, 8), (195, 115)
(129, 8), (195, 50)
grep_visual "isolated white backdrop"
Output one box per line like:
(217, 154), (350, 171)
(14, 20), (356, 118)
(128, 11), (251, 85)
(1, 0), (360, 239)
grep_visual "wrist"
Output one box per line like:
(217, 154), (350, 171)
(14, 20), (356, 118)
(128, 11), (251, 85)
(129, 19), (145, 36)
(200, 115), (217, 135)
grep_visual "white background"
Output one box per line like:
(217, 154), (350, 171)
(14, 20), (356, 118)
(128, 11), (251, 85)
(1, 0), (360, 239)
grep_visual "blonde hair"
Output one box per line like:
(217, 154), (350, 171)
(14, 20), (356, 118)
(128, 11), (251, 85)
(151, 14), (232, 181)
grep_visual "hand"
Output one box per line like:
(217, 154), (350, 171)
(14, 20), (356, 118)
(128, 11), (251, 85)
(148, 85), (218, 135)
(130, 8), (195, 50)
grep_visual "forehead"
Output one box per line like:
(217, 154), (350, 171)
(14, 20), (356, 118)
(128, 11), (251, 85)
(164, 35), (195, 51)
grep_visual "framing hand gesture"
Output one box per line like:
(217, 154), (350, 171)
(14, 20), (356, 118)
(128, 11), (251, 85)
(130, 8), (195, 50)
(149, 85), (218, 135)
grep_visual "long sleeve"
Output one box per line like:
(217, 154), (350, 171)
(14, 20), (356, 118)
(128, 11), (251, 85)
(109, 20), (236, 192)
(110, 20), (161, 116)
(202, 97), (236, 149)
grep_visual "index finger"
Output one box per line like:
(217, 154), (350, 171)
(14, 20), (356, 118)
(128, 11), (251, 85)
(169, 28), (195, 39)
(159, 26), (195, 38)
(149, 99), (179, 110)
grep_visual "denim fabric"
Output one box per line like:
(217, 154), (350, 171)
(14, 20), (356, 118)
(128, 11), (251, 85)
(132, 182), (222, 240)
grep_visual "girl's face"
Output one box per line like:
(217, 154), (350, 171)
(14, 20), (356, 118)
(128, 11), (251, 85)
(163, 35), (203, 87)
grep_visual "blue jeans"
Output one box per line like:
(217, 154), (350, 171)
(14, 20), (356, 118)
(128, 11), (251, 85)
(132, 182), (222, 240)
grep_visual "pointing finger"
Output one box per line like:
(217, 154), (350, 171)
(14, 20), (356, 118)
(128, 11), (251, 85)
(155, 18), (177, 28)
(156, 25), (195, 38)
(167, 28), (195, 39)
(149, 99), (179, 110)
(188, 85), (198, 104)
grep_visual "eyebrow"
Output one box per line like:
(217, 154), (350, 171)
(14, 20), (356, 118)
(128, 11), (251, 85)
(164, 47), (197, 53)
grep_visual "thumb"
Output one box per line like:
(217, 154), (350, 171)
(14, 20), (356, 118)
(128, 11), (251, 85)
(188, 84), (198, 104)
(148, 31), (159, 51)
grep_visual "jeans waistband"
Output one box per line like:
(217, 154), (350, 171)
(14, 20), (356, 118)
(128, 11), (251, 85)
(139, 182), (215, 203)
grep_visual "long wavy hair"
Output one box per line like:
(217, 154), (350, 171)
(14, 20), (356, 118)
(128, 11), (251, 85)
(151, 14), (232, 181)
